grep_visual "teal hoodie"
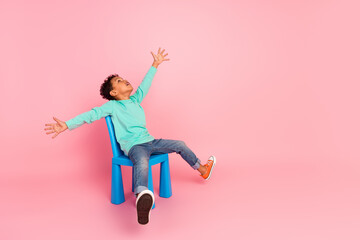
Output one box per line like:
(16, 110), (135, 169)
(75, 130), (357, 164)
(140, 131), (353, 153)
(65, 66), (157, 156)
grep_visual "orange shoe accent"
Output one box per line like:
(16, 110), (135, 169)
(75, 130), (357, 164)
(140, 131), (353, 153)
(200, 155), (216, 180)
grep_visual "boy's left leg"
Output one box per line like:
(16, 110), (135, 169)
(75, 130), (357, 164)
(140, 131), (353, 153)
(150, 138), (204, 172)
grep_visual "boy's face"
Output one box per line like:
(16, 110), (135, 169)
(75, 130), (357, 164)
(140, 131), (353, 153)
(110, 76), (133, 100)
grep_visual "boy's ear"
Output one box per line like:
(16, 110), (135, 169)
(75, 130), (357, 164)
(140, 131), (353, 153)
(110, 90), (115, 97)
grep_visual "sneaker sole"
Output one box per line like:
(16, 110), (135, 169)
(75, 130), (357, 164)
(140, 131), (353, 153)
(205, 155), (216, 180)
(136, 190), (154, 225)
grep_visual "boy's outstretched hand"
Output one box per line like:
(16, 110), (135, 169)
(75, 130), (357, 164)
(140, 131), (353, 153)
(151, 47), (170, 68)
(44, 117), (68, 139)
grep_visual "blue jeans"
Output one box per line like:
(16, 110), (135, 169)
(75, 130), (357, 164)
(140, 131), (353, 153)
(127, 138), (202, 196)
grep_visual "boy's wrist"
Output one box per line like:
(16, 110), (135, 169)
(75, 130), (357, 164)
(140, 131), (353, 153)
(152, 62), (159, 68)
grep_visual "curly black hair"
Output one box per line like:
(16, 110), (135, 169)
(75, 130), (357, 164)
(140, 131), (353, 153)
(100, 74), (118, 100)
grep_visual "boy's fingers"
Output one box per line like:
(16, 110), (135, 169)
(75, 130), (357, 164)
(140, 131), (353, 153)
(45, 123), (54, 126)
(46, 130), (55, 134)
(53, 117), (62, 124)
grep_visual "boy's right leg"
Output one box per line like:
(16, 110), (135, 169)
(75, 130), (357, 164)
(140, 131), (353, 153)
(128, 144), (152, 197)
(128, 143), (155, 225)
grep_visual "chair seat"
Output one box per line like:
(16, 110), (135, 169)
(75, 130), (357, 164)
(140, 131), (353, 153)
(112, 153), (169, 166)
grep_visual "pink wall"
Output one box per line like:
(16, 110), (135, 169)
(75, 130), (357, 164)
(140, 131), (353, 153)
(1, 0), (359, 239)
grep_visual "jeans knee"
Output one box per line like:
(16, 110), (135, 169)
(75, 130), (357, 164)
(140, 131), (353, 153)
(133, 156), (149, 167)
(136, 158), (148, 165)
(175, 140), (189, 153)
(178, 140), (187, 147)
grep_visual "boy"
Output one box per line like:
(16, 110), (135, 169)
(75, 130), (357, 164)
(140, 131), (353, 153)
(44, 47), (216, 225)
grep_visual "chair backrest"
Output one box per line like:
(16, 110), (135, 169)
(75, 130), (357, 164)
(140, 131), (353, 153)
(105, 115), (125, 157)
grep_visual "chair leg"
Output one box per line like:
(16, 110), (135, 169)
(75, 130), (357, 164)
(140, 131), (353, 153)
(159, 158), (172, 198)
(148, 166), (155, 209)
(132, 166), (134, 192)
(111, 163), (125, 205)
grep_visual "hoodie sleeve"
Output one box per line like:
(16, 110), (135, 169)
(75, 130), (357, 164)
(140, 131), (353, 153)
(131, 66), (157, 104)
(65, 100), (114, 131)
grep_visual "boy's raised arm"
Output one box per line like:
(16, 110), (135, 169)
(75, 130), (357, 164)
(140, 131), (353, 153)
(131, 65), (158, 104)
(131, 47), (170, 104)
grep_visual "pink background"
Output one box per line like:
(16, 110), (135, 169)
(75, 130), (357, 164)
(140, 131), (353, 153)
(1, 0), (360, 239)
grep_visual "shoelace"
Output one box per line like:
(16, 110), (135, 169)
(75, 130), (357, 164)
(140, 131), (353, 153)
(200, 159), (214, 177)
(200, 164), (207, 176)
(202, 162), (211, 174)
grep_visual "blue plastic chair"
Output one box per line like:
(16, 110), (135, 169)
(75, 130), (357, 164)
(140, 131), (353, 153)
(105, 116), (172, 209)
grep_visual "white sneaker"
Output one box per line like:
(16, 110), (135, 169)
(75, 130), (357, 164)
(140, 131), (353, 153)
(135, 189), (155, 225)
